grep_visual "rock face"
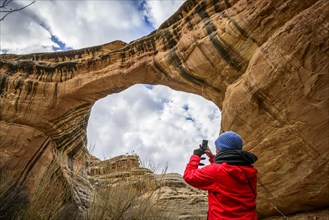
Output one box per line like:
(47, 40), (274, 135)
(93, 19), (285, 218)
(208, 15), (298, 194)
(0, 0), (328, 218)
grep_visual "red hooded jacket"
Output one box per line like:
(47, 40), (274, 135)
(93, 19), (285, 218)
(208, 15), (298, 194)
(183, 154), (258, 220)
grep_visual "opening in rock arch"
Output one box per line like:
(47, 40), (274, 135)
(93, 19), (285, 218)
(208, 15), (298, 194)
(87, 84), (221, 174)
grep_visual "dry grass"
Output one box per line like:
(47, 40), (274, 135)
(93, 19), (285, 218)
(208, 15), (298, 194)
(0, 157), (75, 219)
(0, 168), (28, 219)
(1, 151), (177, 219)
(21, 159), (73, 219)
(86, 165), (176, 219)
(0, 90), (7, 110)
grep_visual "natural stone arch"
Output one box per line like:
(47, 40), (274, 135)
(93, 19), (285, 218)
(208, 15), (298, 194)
(0, 0), (328, 218)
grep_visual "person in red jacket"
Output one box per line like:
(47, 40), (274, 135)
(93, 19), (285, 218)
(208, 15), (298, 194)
(183, 131), (258, 220)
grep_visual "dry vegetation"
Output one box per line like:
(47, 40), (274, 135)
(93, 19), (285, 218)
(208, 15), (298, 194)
(0, 168), (27, 218)
(86, 164), (176, 219)
(21, 160), (73, 219)
(0, 154), (177, 219)
(0, 159), (74, 219)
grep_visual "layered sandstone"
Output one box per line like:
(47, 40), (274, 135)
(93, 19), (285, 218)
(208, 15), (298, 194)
(0, 0), (328, 218)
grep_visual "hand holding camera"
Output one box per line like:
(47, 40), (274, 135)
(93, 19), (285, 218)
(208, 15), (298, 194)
(193, 140), (215, 166)
(193, 140), (208, 157)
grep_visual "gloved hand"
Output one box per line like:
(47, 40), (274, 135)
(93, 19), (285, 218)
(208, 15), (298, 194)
(193, 146), (205, 157)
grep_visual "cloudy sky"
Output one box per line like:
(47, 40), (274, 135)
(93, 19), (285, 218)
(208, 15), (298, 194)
(0, 0), (185, 53)
(1, 0), (221, 174)
(88, 85), (221, 174)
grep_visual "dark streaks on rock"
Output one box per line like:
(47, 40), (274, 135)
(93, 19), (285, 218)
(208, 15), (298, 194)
(168, 49), (222, 94)
(26, 80), (33, 98)
(172, 23), (182, 44)
(196, 1), (210, 20)
(184, 16), (194, 31)
(50, 103), (91, 155)
(213, 0), (223, 13)
(158, 0), (198, 30)
(220, 11), (254, 42)
(87, 58), (95, 69)
(121, 49), (126, 64)
(224, 0), (232, 8)
(14, 77), (24, 95)
(51, 83), (59, 108)
(153, 58), (174, 82)
(15, 137), (52, 189)
(12, 46), (103, 62)
(162, 29), (178, 51)
(209, 34), (246, 71)
(52, 125), (84, 152)
(252, 88), (284, 125)
(0, 73), (9, 96)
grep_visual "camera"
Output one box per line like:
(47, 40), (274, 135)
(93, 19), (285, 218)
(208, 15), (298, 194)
(201, 140), (208, 152)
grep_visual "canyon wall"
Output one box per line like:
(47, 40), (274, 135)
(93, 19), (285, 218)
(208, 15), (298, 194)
(0, 0), (328, 218)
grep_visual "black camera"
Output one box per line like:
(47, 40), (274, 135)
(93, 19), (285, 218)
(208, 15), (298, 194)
(201, 140), (208, 152)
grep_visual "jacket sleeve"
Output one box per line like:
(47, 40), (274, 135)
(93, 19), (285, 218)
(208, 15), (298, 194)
(209, 155), (214, 164)
(183, 155), (216, 190)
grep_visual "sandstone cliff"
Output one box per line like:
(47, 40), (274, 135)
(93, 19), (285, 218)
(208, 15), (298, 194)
(0, 0), (328, 218)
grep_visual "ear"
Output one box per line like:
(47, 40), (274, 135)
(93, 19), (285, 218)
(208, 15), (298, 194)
(216, 148), (219, 154)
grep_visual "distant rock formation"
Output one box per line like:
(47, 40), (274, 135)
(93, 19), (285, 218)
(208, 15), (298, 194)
(86, 155), (208, 219)
(87, 155), (141, 176)
(0, 0), (328, 218)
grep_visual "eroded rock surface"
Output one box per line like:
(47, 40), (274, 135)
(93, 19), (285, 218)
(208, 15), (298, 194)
(0, 0), (328, 218)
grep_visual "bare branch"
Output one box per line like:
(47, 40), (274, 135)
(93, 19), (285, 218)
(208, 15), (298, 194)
(0, 0), (35, 21)
(1, 0), (14, 8)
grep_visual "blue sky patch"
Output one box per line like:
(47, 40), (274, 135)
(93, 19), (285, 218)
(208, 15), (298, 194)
(183, 104), (189, 111)
(185, 116), (195, 122)
(51, 35), (72, 51)
(137, 0), (156, 29)
(144, 84), (154, 90)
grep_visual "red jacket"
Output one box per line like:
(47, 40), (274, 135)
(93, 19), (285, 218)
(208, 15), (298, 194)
(183, 155), (258, 220)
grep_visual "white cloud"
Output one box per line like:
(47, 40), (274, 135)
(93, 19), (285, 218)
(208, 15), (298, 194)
(34, 1), (148, 48)
(0, 7), (55, 54)
(0, 0), (184, 54)
(143, 0), (185, 28)
(87, 85), (221, 174)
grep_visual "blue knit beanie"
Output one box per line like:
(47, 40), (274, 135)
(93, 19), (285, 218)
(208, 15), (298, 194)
(215, 131), (243, 151)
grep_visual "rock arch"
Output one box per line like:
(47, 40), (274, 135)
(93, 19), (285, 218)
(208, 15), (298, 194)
(0, 0), (328, 218)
